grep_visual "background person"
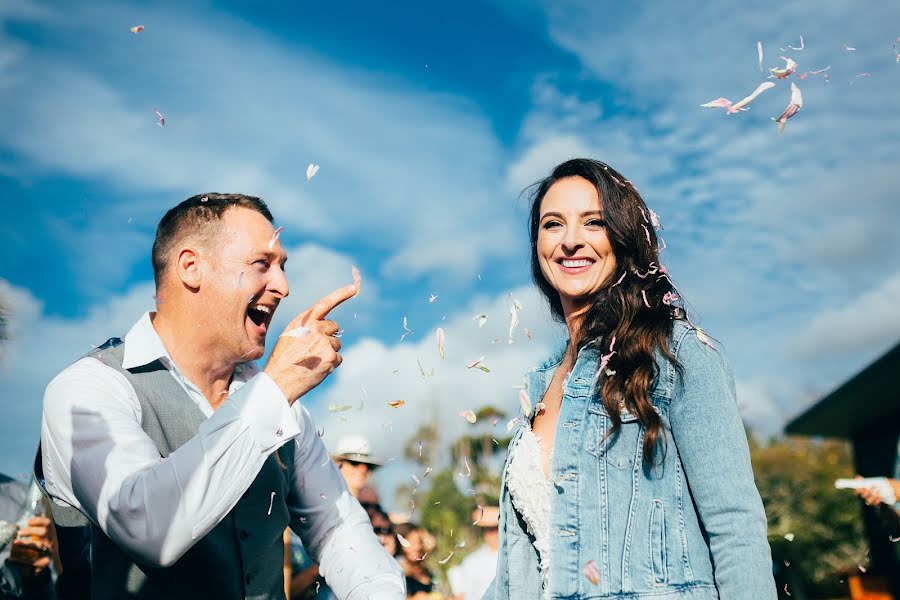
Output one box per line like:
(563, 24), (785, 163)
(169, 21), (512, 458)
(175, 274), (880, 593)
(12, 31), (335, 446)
(447, 506), (499, 600)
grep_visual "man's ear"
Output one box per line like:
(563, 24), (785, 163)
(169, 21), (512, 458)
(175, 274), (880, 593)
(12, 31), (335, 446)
(175, 247), (202, 290)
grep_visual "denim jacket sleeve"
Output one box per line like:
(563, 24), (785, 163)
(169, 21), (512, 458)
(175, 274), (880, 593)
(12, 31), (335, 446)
(669, 329), (776, 600)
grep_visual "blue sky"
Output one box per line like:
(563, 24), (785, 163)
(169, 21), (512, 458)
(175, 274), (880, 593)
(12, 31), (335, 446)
(0, 0), (898, 507)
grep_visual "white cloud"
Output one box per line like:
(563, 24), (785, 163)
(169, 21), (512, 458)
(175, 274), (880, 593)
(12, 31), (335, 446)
(789, 270), (900, 362)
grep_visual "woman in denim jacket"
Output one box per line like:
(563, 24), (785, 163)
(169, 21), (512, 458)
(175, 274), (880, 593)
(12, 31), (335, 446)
(484, 159), (776, 599)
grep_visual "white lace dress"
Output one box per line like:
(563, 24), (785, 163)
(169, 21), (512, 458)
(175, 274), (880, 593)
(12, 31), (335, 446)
(506, 426), (552, 597)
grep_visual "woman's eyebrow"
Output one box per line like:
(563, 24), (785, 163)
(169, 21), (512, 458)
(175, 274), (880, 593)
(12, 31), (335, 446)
(540, 210), (603, 219)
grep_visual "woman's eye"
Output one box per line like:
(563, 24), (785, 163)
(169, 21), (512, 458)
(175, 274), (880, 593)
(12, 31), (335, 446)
(542, 220), (561, 229)
(586, 218), (606, 227)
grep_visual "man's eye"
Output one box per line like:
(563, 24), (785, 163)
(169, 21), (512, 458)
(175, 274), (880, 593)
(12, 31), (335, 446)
(254, 260), (270, 271)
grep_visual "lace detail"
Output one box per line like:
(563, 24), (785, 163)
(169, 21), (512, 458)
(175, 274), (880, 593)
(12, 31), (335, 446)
(506, 427), (552, 597)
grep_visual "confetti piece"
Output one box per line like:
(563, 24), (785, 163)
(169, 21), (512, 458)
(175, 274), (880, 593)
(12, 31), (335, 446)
(387, 399), (406, 408)
(397, 533), (411, 548)
(784, 533), (795, 542)
(662, 291), (679, 305)
(700, 82), (775, 114)
(351, 265), (361, 298)
(785, 35), (804, 51)
(458, 409), (476, 424)
(268, 226), (283, 251)
(641, 223), (651, 244)
(519, 389), (531, 417)
(583, 560), (601, 585)
(423, 467), (432, 477)
(641, 290), (651, 308)
(757, 41), (764, 71)
(130, 25), (144, 34)
(850, 72), (871, 85)
(436, 327), (445, 359)
(473, 314), (487, 328)
(612, 271), (626, 287)
(772, 82), (803, 134)
(769, 56), (798, 79)
(328, 404), (353, 413)
(154, 108), (165, 127)
(466, 356), (490, 372)
(400, 316), (413, 342)
(472, 505), (484, 525)
(843, 44), (856, 52)
(281, 326), (311, 339)
(438, 552), (454, 564)
(267, 492), (276, 515)
(695, 328), (717, 350)
(306, 163), (320, 182)
(428, 294), (439, 303)
(508, 298), (522, 343)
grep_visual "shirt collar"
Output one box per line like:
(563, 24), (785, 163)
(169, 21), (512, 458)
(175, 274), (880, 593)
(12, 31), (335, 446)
(120, 312), (260, 381)
(122, 312), (171, 370)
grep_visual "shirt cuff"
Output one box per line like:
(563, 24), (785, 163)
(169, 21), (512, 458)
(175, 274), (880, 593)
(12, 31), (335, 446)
(232, 372), (301, 451)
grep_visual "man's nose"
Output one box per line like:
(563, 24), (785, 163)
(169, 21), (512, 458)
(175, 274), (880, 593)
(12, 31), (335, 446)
(269, 265), (289, 298)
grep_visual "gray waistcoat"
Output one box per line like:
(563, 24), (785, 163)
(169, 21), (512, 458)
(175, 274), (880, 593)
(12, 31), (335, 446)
(38, 337), (294, 600)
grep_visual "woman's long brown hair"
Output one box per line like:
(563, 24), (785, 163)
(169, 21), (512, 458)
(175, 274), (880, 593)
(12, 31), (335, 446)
(528, 158), (682, 465)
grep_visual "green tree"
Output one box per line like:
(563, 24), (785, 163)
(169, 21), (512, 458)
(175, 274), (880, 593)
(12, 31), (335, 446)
(750, 435), (867, 598)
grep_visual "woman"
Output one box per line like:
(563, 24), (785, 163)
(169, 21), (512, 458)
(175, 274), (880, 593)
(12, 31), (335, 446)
(394, 522), (437, 599)
(485, 159), (776, 599)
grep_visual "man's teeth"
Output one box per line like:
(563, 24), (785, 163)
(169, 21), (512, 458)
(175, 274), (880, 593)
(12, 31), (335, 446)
(561, 259), (592, 268)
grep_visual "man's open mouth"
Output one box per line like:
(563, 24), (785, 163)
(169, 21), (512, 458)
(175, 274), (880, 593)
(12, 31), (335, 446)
(247, 303), (275, 333)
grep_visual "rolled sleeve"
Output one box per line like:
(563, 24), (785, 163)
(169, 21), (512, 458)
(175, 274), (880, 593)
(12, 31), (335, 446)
(286, 406), (405, 599)
(668, 330), (776, 599)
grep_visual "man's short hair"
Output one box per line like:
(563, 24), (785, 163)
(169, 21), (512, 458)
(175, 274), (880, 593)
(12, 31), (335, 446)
(151, 193), (274, 287)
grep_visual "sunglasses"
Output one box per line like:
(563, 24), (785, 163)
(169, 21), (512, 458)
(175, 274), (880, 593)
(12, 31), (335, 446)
(373, 527), (393, 536)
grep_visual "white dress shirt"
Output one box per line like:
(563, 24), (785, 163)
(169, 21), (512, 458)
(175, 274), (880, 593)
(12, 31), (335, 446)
(41, 312), (404, 599)
(448, 544), (499, 600)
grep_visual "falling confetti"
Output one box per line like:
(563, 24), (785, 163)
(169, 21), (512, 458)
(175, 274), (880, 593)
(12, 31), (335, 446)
(458, 409), (476, 424)
(700, 81), (776, 114)
(757, 41), (764, 71)
(843, 44), (856, 52)
(773, 82), (803, 134)
(472, 505), (484, 525)
(328, 404), (353, 413)
(769, 56), (798, 79)
(428, 294), (439, 303)
(850, 72), (872, 85)
(783, 35), (804, 51)
(436, 327), (446, 359)
(396, 533), (411, 548)
(612, 271), (626, 287)
(438, 552), (454, 564)
(784, 533), (795, 542)
(154, 108), (165, 127)
(387, 400), (406, 408)
(400, 317), (413, 342)
(130, 25), (144, 34)
(583, 560), (601, 585)
(268, 226), (284, 251)
(519, 389), (531, 417)
(695, 328), (717, 350)
(351, 265), (361, 298)
(466, 356), (490, 372)
(267, 492), (276, 516)
(641, 290), (651, 308)
(508, 298), (523, 343)
(416, 356), (434, 378)
(306, 163), (320, 182)
(473, 314), (487, 328)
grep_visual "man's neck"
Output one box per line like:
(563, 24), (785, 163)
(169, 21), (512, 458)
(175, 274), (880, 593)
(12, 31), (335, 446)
(151, 311), (235, 410)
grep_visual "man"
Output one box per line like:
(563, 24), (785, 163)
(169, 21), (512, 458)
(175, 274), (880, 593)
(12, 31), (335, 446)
(448, 506), (500, 600)
(39, 194), (404, 599)
(333, 435), (382, 500)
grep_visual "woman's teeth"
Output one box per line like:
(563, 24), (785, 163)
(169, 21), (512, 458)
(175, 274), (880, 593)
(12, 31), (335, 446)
(561, 259), (592, 268)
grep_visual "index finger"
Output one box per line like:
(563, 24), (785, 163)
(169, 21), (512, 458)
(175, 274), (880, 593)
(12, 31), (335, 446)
(307, 284), (358, 321)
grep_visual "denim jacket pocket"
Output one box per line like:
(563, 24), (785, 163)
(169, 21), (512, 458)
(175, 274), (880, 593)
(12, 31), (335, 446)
(649, 499), (668, 585)
(585, 402), (642, 470)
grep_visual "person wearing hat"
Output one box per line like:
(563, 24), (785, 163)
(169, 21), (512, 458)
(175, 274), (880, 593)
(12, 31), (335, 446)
(332, 435), (382, 500)
(448, 506), (500, 600)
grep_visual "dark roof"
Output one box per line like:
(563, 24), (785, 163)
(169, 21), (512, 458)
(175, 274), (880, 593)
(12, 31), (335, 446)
(785, 341), (900, 438)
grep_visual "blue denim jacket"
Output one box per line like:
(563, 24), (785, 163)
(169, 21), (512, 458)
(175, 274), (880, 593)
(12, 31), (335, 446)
(484, 320), (776, 599)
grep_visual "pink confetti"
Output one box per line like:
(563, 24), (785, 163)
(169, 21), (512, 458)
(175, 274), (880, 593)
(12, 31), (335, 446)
(458, 409), (476, 424)
(130, 25), (144, 34)
(612, 271), (626, 287)
(772, 82), (803, 134)
(700, 82), (775, 114)
(268, 226), (283, 251)
(662, 291), (679, 305)
(641, 223), (651, 245)
(583, 560), (601, 585)
(641, 290), (651, 308)
(351, 265), (361, 297)
(769, 56), (798, 79)
(466, 356), (490, 372)
(436, 327), (446, 358)
(154, 108), (165, 127)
